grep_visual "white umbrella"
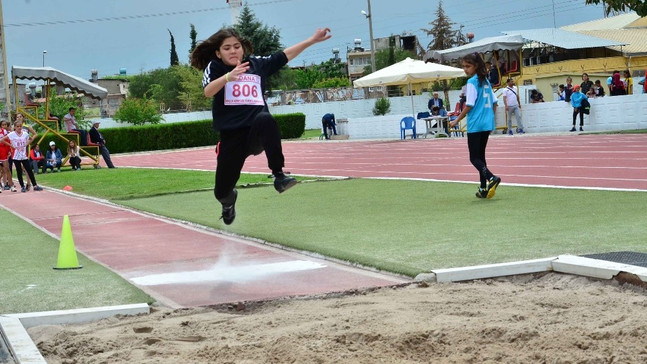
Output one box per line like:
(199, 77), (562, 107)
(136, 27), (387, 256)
(353, 57), (466, 117)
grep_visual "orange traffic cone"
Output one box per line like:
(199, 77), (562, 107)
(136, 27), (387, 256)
(54, 215), (83, 270)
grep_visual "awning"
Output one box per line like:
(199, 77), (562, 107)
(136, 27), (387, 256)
(12, 66), (108, 100)
(424, 35), (524, 63)
(502, 28), (627, 50)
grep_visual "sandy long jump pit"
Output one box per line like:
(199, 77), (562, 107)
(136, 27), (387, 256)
(23, 255), (647, 364)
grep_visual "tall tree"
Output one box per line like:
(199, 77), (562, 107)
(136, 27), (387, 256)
(422, 0), (455, 50)
(189, 24), (198, 55)
(586, 0), (647, 16)
(168, 29), (180, 66)
(234, 4), (282, 56)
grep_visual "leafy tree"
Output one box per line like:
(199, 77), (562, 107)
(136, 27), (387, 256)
(422, 0), (455, 50)
(317, 59), (347, 79)
(295, 68), (325, 89)
(312, 77), (350, 88)
(174, 65), (211, 111)
(373, 97), (391, 115)
(189, 24), (198, 56)
(234, 5), (282, 56)
(114, 98), (162, 125)
(168, 29), (179, 66)
(585, 0), (647, 16)
(129, 67), (183, 110)
(270, 67), (299, 90)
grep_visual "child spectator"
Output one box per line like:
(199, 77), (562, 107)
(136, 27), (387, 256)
(594, 80), (606, 97)
(29, 144), (45, 174)
(570, 84), (588, 132)
(67, 140), (82, 171)
(45, 141), (63, 173)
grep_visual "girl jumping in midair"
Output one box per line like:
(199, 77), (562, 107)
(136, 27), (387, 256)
(190, 27), (331, 224)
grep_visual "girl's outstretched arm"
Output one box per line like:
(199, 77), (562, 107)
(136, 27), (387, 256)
(284, 28), (332, 62)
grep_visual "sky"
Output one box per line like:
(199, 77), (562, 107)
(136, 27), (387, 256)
(2, 0), (610, 80)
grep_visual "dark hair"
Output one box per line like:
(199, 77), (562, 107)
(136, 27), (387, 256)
(462, 53), (487, 86)
(190, 28), (253, 70)
(69, 107), (76, 111)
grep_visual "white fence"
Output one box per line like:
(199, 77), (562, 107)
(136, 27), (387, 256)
(92, 92), (646, 139)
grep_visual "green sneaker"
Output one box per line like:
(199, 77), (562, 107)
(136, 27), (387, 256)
(486, 176), (501, 199)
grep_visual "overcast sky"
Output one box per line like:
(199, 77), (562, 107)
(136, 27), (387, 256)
(3, 0), (608, 79)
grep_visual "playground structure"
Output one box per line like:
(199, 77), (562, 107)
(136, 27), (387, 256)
(12, 66), (107, 168)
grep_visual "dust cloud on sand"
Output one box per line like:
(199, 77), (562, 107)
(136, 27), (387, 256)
(29, 273), (647, 363)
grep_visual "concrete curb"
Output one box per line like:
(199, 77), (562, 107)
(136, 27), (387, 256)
(1, 303), (149, 363)
(414, 254), (647, 283)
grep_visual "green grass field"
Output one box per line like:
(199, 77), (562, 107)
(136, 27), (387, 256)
(2, 167), (646, 313)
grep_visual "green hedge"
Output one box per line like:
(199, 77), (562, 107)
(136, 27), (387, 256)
(37, 113), (305, 155)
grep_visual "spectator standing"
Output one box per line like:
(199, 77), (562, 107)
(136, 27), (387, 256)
(570, 84), (588, 132)
(639, 71), (646, 93)
(0, 114), (42, 192)
(67, 140), (82, 171)
(0, 119), (15, 191)
(502, 78), (524, 135)
(610, 71), (626, 96)
(89, 121), (116, 168)
(594, 80), (606, 97)
(29, 144), (45, 174)
(623, 70), (633, 95)
(427, 91), (444, 111)
(448, 53), (501, 199)
(580, 73), (594, 96)
(45, 141), (63, 173)
(564, 77), (574, 102)
(557, 85), (565, 101)
(321, 113), (337, 140)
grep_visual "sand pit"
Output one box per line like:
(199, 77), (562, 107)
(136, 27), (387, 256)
(28, 272), (647, 363)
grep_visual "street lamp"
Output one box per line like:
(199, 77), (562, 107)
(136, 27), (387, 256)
(361, 0), (376, 73)
(42, 50), (47, 67)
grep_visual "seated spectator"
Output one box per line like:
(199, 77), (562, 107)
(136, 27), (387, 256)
(530, 89), (545, 103)
(594, 80), (606, 97)
(485, 62), (499, 86)
(89, 121), (115, 168)
(29, 144), (45, 174)
(321, 113), (337, 140)
(45, 141), (63, 173)
(64, 107), (88, 145)
(431, 106), (449, 135)
(639, 72), (646, 93)
(557, 85), (565, 101)
(67, 140), (82, 171)
(428, 91), (444, 111)
(448, 93), (466, 119)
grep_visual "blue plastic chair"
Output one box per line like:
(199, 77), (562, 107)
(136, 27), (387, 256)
(400, 116), (416, 139)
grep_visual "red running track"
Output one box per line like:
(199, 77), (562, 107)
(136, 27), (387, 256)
(112, 134), (647, 191)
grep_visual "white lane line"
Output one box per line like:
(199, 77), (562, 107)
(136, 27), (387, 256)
(131, 260), (327, 286)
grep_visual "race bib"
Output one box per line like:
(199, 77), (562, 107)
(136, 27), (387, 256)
(224, 74), (264, 106)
